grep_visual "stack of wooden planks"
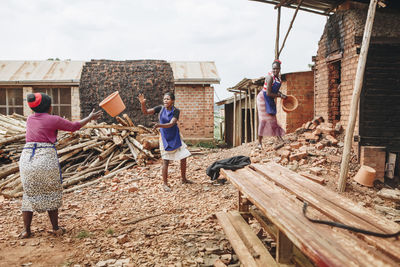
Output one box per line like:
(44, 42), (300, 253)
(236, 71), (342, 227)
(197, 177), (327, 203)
(219, 162), (400, 266)
(0, 113), (160, 198)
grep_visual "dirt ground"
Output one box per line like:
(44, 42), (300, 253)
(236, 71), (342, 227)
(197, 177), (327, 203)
(0, 136), (398, 267)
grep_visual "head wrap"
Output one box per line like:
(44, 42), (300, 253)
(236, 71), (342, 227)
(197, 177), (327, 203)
(272, 59), (282, 67)
(27, 93), (52, 113)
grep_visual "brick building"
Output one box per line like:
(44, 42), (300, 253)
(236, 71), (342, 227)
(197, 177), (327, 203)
(218, 71), (314, 147)
(314, 4), (400, 180)
(0, 60), (219, 141)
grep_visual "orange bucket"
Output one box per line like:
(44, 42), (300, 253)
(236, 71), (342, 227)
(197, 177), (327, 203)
(282, 95), (299, 113)
(99, 91), (126, 117)
(353, 165), (376, 187)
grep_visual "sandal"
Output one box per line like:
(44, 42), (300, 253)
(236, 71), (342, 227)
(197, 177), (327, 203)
(50, 227), (66, 236)
(18, 231), (32, 239)
(162, 184), (172, 192)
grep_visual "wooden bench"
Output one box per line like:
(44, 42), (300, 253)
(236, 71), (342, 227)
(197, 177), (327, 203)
(217, 161), (400, 267)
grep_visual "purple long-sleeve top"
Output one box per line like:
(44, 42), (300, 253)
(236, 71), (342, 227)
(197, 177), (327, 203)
(25, 113), (82, 144)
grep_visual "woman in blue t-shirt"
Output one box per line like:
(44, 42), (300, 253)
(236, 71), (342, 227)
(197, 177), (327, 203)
(138, 92), (191, 191)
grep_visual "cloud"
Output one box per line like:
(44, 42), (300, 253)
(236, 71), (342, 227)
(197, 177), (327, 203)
(0, 0), (325, 100)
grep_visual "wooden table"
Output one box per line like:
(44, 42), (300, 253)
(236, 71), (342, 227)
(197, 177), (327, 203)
(218, 162), (400, 267)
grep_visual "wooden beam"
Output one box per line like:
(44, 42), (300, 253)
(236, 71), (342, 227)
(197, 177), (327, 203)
(338, 0), (378, 192)
(275, 7), (281, 59)
(245, 90), (248, 143)
(254, 87), (258, 141)
(249, 90), (254, 142)
(249, 0), (331, 16)
(233, 93), (237, 147)
(278, 0), (304, 57)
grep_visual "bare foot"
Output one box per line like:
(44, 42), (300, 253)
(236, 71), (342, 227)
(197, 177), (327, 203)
(163, 184), (172, 192)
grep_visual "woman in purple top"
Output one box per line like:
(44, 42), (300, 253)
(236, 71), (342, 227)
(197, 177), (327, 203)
(19, 93), (102, 238)
(138, 92), (191, 192)
(256, 59), (287, 150)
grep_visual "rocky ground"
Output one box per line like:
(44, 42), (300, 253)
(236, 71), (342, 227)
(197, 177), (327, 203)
(0, 131), (399, 267)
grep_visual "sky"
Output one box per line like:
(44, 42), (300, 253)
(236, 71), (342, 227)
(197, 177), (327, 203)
(0, 0), (326, 101)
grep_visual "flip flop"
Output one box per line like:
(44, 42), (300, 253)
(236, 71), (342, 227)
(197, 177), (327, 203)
(162, 184), (172, 192)
(50, 227), (66, 236)
(18, 231), (32, 239)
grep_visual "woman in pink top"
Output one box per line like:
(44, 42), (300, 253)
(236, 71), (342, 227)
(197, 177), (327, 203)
(19, 93), (102, 238)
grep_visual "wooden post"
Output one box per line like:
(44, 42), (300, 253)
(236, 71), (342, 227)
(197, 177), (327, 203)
(275, 7), (281, 59)
(249, 89), (254, 142)
(338, 0), (378, 192)
(245, 90), (248, 143)
(278, 0), (304, 57)
(254, 87), (258, 141)
(239, 90), (242, 145)
(233, 93), (237, 147)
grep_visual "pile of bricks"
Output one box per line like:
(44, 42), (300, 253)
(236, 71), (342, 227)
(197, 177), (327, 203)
(79, 59), (175, 126)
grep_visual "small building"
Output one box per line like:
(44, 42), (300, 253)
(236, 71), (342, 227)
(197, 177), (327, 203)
(217, 70), (314, 147)
(0, 60), (220, 141)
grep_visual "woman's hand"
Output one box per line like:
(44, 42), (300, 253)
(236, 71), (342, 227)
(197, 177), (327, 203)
(151, 122), (160, 130)
(89, 109), (103, 121)
(138, 93), (146, 104)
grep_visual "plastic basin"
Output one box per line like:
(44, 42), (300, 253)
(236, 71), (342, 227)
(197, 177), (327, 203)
(99, 91), (126, 117)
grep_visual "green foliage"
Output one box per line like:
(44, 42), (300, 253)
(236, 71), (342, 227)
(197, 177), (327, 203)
(105, 228), (114, 235)
(76, 230), (91, 239)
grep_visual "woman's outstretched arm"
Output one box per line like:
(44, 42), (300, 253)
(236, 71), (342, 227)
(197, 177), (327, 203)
(138, 93), (156, 115)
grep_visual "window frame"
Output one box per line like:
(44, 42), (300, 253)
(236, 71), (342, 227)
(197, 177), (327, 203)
(0, 87), (24, 115)
(33, 87), (72, 119)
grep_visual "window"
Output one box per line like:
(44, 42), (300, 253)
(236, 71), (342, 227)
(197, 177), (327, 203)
(34, 87), (72, 119)
(0, 88), (24, 115)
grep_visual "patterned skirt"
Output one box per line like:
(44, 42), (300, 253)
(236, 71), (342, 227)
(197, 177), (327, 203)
(19, 142), (62, 213)
(159, 135), (191, 161)
(257, 91), (285, 137)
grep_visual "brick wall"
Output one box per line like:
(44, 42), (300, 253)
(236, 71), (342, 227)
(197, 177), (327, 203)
(174, 85), (214, 139)
(315, 7), (400, 163)
(79, 60), (174, 126)
(277, 71), (314, 133)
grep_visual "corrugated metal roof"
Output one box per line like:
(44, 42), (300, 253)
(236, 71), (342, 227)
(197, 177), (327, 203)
(0, 60), (85, 85)
(0, 60), (220, 85)
(169, 61), (220, 85)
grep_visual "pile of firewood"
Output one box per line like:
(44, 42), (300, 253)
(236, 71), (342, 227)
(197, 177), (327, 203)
(0, 113), (160, 198)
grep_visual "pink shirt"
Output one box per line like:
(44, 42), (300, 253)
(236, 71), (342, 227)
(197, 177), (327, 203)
(26, 113), (82, 144)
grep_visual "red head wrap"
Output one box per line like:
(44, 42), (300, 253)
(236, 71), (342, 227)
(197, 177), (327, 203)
(28, 93), (42, 108)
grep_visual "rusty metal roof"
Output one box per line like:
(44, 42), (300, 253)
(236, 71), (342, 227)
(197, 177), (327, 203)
(169, 61), (220, 85)
(250, 0), (399, 16)
(0, 60), (220, 86)
(0, 60), (85, 85)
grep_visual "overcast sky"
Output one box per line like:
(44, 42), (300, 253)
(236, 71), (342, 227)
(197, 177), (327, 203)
(0, 0), (326, 101)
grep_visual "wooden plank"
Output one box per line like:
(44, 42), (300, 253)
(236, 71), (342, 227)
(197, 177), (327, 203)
(228, 211), (278, 267)
(250, 208), (277, 239)
(221, 169), (359, 266)
(298, 171), (326, 185)
(251, 162), (400, 262)
(216, 212), (258, 267)
(277, 230), (293, 264)
(222, 168), (399, 266)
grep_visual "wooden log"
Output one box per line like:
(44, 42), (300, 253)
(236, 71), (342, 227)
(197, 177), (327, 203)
(116, 116), (129, 126)
(0, 162), (19, 180)
(113, 135), (124, 146)
(82, 140), (106, 151)
(0, 133), (26, 146)
(83, 124), (141, 132)
(58, 140), (98, 155)
(125, 139), (139, 161)
(122, 114), (135, 127)
(141, 136), (159, 150)
(98, 144), (117, 161)
(128, 136), (154, 158)
(377, 188), (400, 201)
(59, 148), (82, 163)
